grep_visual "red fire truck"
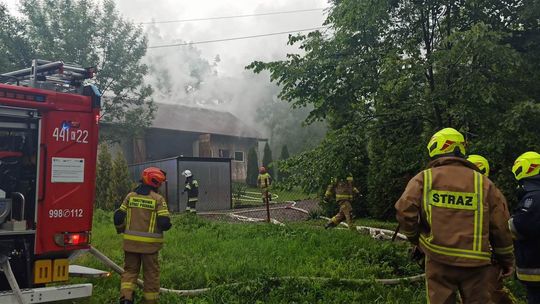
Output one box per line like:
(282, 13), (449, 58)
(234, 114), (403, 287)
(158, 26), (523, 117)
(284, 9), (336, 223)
(0, 59), (101, 303)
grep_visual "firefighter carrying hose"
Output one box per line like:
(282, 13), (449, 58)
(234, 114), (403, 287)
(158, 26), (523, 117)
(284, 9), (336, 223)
(257, 166), (272, 204)
(509, 151), (540, 303)
(182, 169), (199, 213)
(114, 167), (172, 304)
(395, 128), (514, 303)
(324, 175), (359, 231)
(467, 154), (517, 304)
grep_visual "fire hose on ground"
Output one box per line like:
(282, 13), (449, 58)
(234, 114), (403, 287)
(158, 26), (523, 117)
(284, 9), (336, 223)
(86, 202), (424, 297)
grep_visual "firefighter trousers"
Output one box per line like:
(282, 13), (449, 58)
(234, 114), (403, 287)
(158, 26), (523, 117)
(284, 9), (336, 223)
(186, 199), (198, 213)
(331, 200), (353, 230)
(121, 251), (160, 304)
(425, 256), (496, 304)
(491, 264), (517, 304)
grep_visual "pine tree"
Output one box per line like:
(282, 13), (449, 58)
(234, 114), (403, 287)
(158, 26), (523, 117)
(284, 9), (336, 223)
(95, 144), (113, 210)
(278, 145), (290, 181)
(246, 147), (259, 187)
(109, 150), (133, 210)
(262, 142), (274, 177)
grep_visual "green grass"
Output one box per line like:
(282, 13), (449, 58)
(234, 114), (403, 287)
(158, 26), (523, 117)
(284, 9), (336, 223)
(63, 210), (527, 303)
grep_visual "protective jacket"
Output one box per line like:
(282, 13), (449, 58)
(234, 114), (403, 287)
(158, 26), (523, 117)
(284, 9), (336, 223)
(114, 185), (171, 254)
(184, 177), (199, 202)
(325, 180), (359, 203)
(395, 157), (514, 268)
(257, 173), (272, 191)
(509, 177), (540, 285)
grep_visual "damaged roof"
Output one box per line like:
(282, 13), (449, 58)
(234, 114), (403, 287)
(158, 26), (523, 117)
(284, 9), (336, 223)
(152, 103), (264, 139)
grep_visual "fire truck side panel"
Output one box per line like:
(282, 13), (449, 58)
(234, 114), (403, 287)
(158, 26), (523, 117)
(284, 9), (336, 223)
(35, 108), (98, 255)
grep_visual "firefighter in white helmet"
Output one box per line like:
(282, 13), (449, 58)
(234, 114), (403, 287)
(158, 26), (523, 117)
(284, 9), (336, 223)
(182, 169), (199, 213)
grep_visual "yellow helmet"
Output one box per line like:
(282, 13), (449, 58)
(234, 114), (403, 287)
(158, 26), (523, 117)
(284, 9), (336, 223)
(512, 151), (540, 181)
(467, 155), (490, 177)
(427, 128), (466, 158)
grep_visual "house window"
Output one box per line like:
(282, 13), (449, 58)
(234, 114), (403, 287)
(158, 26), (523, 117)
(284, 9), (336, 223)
(219, 149), (230, 158)
(234, 151), (244, 162)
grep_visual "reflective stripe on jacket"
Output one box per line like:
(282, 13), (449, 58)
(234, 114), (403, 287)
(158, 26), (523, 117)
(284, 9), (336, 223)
(395, 157), (514, 267)
(510, 179), (540, 284)
(325, 181), (358, 202)
(184, 178), (199, 200)
(119, 191), (170, 254)
(257, 173), (272, 190)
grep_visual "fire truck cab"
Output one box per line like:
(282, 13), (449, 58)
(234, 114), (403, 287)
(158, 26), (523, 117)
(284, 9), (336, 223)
(0, 60), (101, 303)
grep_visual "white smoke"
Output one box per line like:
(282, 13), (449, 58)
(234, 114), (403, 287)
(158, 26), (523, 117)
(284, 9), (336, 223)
(119, 0), (328, 132)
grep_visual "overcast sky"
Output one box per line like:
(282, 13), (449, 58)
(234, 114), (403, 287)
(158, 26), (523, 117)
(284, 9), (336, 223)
(3, 0), (328, 76)
(116, 0), (328, 76)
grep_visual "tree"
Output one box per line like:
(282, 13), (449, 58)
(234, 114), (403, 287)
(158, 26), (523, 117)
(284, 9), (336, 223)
(246, 147), (259, 187)
(262, 142), (274, 178)
(95, 144), (113, 210)
(277, 145), (290, 182)
(0, 0), (154, 139)
(249, 0), (539, 218)
(108, 150), (133, 210)
(0, 4), (33, 73)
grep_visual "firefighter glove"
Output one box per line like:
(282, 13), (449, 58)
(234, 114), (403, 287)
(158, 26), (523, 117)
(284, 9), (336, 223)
(409, 245), (425, 268)
(157, 216), (172, 231)
(113, 210), (126, 234)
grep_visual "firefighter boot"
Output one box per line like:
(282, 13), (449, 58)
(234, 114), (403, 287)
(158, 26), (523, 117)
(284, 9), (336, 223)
(324, 221), (336, 229)
(119, 298), (134, 304)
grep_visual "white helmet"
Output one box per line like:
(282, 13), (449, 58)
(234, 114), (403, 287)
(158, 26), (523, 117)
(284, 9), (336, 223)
(182, 170), (192, 177)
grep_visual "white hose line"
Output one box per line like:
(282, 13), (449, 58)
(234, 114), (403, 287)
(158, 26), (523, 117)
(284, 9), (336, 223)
(89, 246), (424, 297)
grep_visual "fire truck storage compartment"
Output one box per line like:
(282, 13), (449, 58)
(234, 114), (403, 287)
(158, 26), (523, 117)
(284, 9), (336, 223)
(0, 106), (39, 291)
(0, 106), (39, 232)
(129, 156), (232, 212)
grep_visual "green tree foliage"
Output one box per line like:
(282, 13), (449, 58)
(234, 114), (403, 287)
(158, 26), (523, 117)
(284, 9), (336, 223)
(95, 144), (113, 210)
(277, 145), (290, 182)
(246, 147), (259, 187)
(108, 150), (133, 210)
(0, 4), (32, 73)
(249, 0), (540, 218)
(262, 142), (274, 177)
(0, 0), (154, 138)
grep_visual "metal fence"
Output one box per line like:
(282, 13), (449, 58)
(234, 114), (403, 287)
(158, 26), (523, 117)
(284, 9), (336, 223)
(129, 156), (232, 212)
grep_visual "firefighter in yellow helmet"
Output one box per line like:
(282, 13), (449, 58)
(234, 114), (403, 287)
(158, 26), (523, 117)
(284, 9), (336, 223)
(324, 174), (359, 231)
(467, 154), (490, 177)
(114, 167), (172, 304)
(509, 151), (540, 303)
(257, 167), (272, 205)
(395, 128), (514, 303)
(467, 154), (517, 304)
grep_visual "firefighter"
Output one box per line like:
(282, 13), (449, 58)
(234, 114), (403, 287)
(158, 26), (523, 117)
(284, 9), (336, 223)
(182, 170), (199, 213)
(114, 167), (172, 304)
(257, 167), (272, 204)
(324, 175), (359, 231)
(509, 151), (540, 304)
(395, 128), (514, 304)
(467, 154), (517, 304)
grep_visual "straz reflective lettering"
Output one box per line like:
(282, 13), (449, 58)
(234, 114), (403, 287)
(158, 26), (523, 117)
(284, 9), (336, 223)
(128, 197), (156, 210)
(430, 190), (477, 210)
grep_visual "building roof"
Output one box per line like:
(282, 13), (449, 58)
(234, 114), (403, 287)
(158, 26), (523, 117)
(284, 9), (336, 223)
(152, 103), (264, 139)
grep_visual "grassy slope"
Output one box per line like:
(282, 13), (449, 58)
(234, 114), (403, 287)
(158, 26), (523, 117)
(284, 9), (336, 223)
(67, 210), (526, 304)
